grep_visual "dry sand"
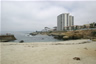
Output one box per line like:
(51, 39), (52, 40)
(0, 39), (96, 64)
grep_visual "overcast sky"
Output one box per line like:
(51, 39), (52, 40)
(1, 0), (96, 32)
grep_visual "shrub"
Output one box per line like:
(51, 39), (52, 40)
(92, 31), (96, 36)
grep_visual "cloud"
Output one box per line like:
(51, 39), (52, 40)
(70, 1), (96, 25)
(1, 1), (96, 31)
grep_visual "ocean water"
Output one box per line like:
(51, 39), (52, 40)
(1, 31), (63, 43)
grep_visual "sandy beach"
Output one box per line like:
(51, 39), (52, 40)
(0, 39), (96, 64)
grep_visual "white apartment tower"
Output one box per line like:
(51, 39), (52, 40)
(57, 13), (74, 31)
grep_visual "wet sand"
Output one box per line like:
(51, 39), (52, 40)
(0, 39), (96, 64)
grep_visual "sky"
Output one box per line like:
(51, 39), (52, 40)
(1, 0), (96, 32)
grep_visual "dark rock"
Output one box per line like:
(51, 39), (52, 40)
(84, 47), (88, 50)
(42, 38), (44, 40)
(19, 40), (24, 43)
(73, 57), (80, 60)
(30, 33), (37, 36)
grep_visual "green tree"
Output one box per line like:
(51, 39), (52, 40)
(90, 24), (94, 28)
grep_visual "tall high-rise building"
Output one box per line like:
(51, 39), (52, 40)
(57, 13), (74, 31)
(69, 15), (74, 30)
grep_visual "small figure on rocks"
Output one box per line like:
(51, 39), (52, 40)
(73, 57), (80, 60)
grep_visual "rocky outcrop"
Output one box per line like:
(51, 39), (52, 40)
(30, 33), (37, 36)
(50, 30), (96, 40)
(0, 35), (16, 42)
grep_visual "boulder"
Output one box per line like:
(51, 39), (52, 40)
(63, 36), (69, 40)
(73, 57), (80, 60)
(19, 40), (24, 43)
(92, 39), (96, 41)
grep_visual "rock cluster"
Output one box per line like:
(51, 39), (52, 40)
(49, 30), (96, 40)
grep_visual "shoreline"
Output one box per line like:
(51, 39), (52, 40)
(0, 39), (96, 64)
(0, 39), (91, 43)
